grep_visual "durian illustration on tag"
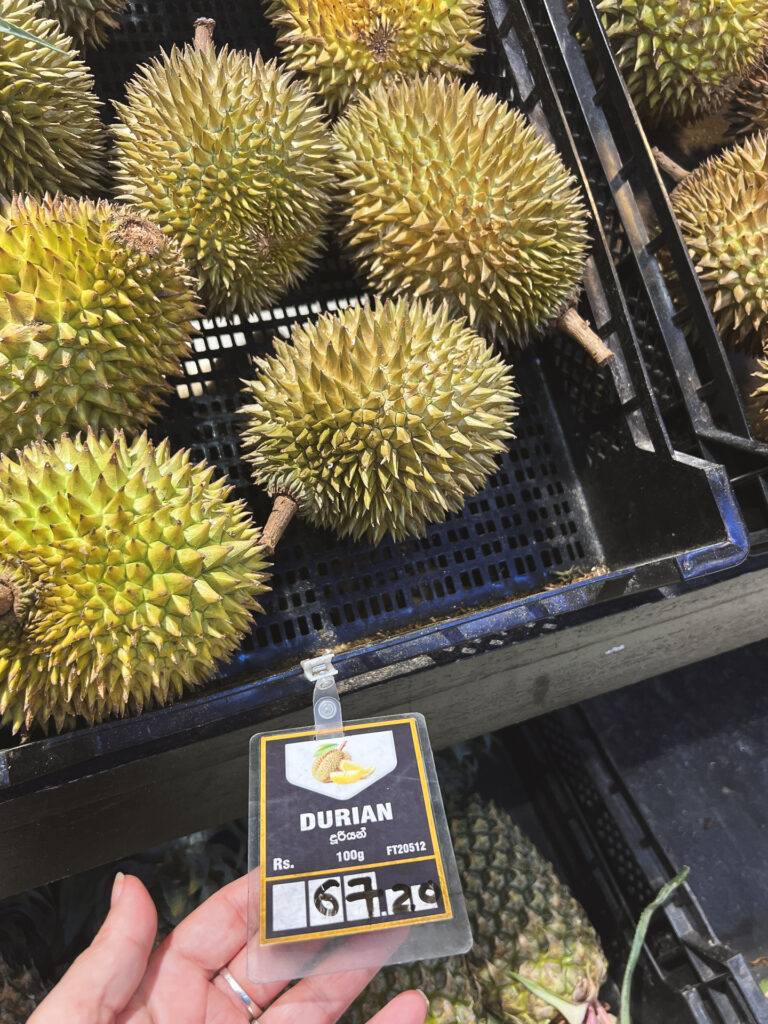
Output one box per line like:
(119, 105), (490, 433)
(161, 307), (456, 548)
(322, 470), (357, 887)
(287, 731), (393, 798)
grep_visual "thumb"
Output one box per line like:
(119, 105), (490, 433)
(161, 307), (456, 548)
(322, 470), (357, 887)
(30, 873), (157, 1024)
(367, 990), (429, 1024)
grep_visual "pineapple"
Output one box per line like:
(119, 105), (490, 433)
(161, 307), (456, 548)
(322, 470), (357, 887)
(345, 954), (483, 1024)
(344, 796), (608, 1024)
(456, 798), (607, 1022)
(0, 957), (47, 1023)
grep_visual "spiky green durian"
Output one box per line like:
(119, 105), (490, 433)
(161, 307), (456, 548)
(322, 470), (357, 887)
(333, 76), (589, 345)
(266, 0), (484, 113)
(0, 0), (105, 195)
(670, 131), (768, 355)
(40, 0), (128, 49)
(596, 0), (768, 127)
(241, 298), (518, 546)
(112, 41), (336, 317)
(0, 431), (270, 733)
(0, 194), (199, 453)
(721, 52), (768, 142)
(745, 357), (768, 441)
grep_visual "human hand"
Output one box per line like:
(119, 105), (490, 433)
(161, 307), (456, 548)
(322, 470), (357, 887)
(29, 871), (429, 1024)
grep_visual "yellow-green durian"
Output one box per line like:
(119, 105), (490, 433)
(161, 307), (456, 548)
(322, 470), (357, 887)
(266, 0), (484, 113)
(241, 298), (518, 546)
(0, 431), (271, 733)
(0, 194), (199, 453)
(596, 0), (768, 127)
(39, 0), (128, 49)
(744, 357), (768, 441)
(0, 0), (105, 195)
(112, 41), (336, 317)
(333, 76), (590, 346)
(670, 131), (768, 355)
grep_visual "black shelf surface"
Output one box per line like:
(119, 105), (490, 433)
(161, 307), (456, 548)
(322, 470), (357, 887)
(579, 641), (768, 970)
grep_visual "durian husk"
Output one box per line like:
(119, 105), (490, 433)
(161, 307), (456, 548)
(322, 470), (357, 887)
(0, 430), (271, 733)
(744, 356), (768, 442)
(0, 0), (105, 195)
(674, 49), (768, 160)
(0, 194), (199, 453)
(595, 0), (768, 128)
(670, 130), (768, 356)
(39, 0), (128, 49)
(112, 42), (336, 317)
(241, 298), (518, 546)
(333, 75), (591, 349)
(266, 0), (484, 112)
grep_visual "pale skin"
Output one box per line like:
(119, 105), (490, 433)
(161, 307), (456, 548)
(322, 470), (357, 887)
(29, 872), (429, 1024)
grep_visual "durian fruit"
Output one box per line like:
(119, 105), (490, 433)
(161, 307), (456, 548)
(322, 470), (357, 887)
(673, 53), (768, 161)
(266, 0), (484, 113)
(744, 357), (768, 441)
(112, 19), (336, 318)
(726, 54), (768, 142)
(669, 131), (768, 355)
(345, 795), (610, 1024)
(241, 297), (519, 549)
(311, 740), (348, 782)
(0, 194), (199, 453)
(333, 76), (612, 364)
(0, 957), (47, 1023)
(595, 0), (768, 128)
(0, 431), (270, 733)
(0, 0), (105, 196)
(39, 0), (128, 49)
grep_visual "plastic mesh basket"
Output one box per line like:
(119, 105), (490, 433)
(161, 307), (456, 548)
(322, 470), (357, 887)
(0, 0), (747, 773)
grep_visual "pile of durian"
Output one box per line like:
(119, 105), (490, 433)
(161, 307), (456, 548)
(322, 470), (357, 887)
(585, 0), (768, 440)
(0, 0), (620, 735)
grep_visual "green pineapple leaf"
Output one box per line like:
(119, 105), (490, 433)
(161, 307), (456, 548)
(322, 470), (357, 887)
(620, 867), (691, 1024)
(508, 972), (589, 1024)
(314, 743), (338, 755)
(0, 17), (66, 51)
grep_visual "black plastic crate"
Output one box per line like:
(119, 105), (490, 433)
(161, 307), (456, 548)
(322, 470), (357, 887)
(508, 708), (768, 1023)
(523, 0), (768, 544)
(0, 2), (749, 848)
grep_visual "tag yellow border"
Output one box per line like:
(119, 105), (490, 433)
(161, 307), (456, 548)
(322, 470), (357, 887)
(259, 716), (452, 945)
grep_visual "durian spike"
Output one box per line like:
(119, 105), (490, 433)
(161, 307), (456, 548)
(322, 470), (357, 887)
(193, 17), (215, 53)
(261, 494), (299, 556)
(557, 307), (614, 365)
(652, 147), (691, 185)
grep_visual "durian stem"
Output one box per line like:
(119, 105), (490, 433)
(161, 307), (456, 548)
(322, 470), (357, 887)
(651, 147), (690, 184)
(193, 17), (215, 53)
(556, 307), (614, 365)
(261, 495), (298, 556)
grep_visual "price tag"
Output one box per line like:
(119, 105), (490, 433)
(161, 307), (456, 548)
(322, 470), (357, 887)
(247, 712), (471, 981)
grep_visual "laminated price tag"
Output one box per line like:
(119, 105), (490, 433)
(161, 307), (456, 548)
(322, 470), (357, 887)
(247, 686), (470, 982)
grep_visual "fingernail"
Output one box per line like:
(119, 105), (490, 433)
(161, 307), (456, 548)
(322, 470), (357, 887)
(111, 871), (125, 907)
(416, 989), (429, 1011)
